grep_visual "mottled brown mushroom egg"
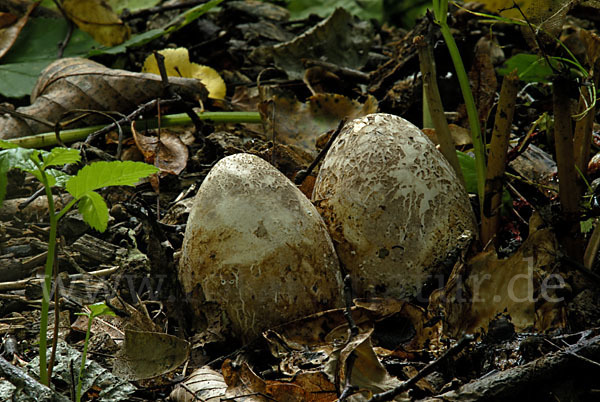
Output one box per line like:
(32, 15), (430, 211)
(179, 153), (343, 341)
(312, 113), (476, 300)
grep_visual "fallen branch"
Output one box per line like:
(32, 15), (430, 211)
(0, 356), (70, 402)
(434, 333), (600, 401)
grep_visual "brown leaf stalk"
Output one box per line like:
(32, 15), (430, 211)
(553, 76), (582, 259)
(481, 70), (519, 245)
(574, 59), (600, 181)
(414, 35), (465, 186)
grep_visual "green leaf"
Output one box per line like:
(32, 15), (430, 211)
(88, 0), (223, 56)
(457, 150), (477, 194)
(78, 191), (109, 232)
(581, 218), (594, 234)
(0, 18), (97, 98)
(42, 148), (81, 169)
(497, 53), (555, 83)
(88, 301), (116, 318)
(66, 161), (158, 199)
(87, 28), (164, 56)
(0, 148), (37, 173)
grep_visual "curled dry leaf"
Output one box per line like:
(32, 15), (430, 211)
(430, 217), (567, 337)
(0, 57), (208, 139)
(169, 366), (227, 402)
(0, 2), (36, 59)
(131, 123), (188, 176)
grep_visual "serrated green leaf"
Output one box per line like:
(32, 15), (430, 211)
(0, 148), (36, 173)
(66, 161), (158, 199)
(43, 148), (81, 169)
(581, 218), (594, 234)
(46, 169), (72, 188)
(78, 191), (109, 232)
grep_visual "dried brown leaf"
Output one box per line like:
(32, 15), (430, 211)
(0, 3), (34, 60)
(131, 124), (188, 175)
(0, 57), (207, 139)
(259, 93), (377, 155)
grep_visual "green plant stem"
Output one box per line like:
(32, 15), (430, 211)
(37, 169), (57, 386)
(438, 24), (486, 209)
(4, 111), (263, 149)
(76, 314), (93, 402)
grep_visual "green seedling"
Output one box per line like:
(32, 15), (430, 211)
(75, 302), (116, 402)
(0, 140), (158, 385)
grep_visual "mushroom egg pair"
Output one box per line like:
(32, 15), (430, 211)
(178, 113), (476, 341)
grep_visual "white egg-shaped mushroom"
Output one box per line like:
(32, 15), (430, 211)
(313, 113), (476, 300)
(179, 153), (343, 341)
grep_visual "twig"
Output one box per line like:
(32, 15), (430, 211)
(369, 335), (475, 401)
(52, 0), (73, 58)
(294, 118), (346, 184)
(339, 273), (359, 401)
(301, 59), (370, 82)
(120, 0), (209, 20)
(0, 266), (119, 292)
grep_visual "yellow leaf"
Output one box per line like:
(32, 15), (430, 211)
(62, 0), (130, 47)
(477, 0), (567, 21)
(142, 48), (226, 100)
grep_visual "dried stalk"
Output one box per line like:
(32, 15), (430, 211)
(573, 60), (600, 174)
(414, 35), (465, 186)
(553, 76), (582, 258)
(481, 70), (519, 245)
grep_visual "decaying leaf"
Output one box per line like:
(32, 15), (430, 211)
(223, 360), (315, 401)
(430, 217), (567, 337)
(0, 3), (36, 60)
(267, 8), (373, 80)
(113, 329), (190, 381)
(142, 48), (226, 100)
(169, 366), (227, 402)
(259, 93), (377, 155)
(422, 124), (473, 146)
(62, 0), (130, 47)
(258, 299), (437, 400)
(131, 123), (188, 175)
(0, 57), (208, 139)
